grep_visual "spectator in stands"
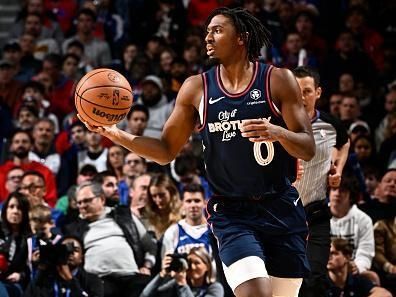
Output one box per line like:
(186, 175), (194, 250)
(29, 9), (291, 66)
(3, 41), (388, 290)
(137, 75), (174, 138)
(326, 238), (392, 297)
(281, 31), (317, 69)
(174, 153), (211, 200)
(344, 5), (384, 72)
(359, 169), (396, 223)
(3, 168), (24, 202)
(329, 93), (343, 118)
(330, 175), (379, 284)
(125, 104), (149, 136)
(162, 184), (210, 258)
(0, 192), (30, 297)
(339, 95), (365, 130)
(92, 171), (120, 207)
(159, 48), (176, 88)
(129, 173), (151, 221)
(373, 217), (396, 295)
(2, 42), (35, 83)
(140, 246), (223, 297)
(18, 33), (42, 74)
(24, 235), (104, 297)
(41, 53), (75, 123)
(62, 8), (112, 68)
(294, 10), (327, 64)
(19, 171), (63, 226)
(20, 12), (60, 60)
(29, 118), (61, 175)
(0, 130), (57, 206)
(77, 131), (108, 173)
(106, 145), (126, 181)
(338, 73), (355, 95)
(61, 53), (81, 82)
(378, 112), (396, 170)
(145, 173), (181, 240)
(26, 204), (63, 280)
(65, 40), (93, 78)
(10, 0), (64, 46)
(350, 134), (377, 170)
(348, 121), (371, 144)
(67, 181), (156, 297)
(322, 29), (375, 94)
(19, 81), (59, 132)
(15, 104), (38, 132)
(0, 59), (24, 114)
(375, 84), (396, 150)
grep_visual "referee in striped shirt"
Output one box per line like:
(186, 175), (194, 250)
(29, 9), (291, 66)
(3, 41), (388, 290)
(293, 66), (350, 297)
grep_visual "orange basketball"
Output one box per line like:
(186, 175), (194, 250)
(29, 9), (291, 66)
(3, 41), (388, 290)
(74, 68), (133, 126)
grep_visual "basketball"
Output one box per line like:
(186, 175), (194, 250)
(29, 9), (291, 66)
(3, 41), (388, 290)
(74, 68), (133, 126)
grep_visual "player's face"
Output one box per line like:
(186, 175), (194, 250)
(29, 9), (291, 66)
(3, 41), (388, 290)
(295, 76), (321, 116)
(205, 14), (242, 62)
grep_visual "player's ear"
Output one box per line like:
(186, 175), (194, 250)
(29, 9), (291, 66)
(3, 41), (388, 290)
(238, 32), (249, 45)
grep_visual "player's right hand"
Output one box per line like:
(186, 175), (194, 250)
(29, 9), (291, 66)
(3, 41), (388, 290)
(77, 114), (118, 137)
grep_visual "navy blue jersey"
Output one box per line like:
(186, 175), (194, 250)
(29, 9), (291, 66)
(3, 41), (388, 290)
(199, 62), (296, 197)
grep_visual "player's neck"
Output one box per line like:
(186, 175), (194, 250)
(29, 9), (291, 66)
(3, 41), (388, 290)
(220, 60), (253, 92)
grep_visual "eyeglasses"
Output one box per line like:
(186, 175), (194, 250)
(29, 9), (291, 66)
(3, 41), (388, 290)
(19, 184), (44, 192)
(76, 196), (99, 206)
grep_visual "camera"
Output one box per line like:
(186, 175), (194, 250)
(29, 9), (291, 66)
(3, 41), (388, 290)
(38, 239), (75, 267)
(166, 253), (188, 273)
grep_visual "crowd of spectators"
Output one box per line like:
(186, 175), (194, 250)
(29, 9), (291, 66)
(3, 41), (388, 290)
(0, 0), (395, 297)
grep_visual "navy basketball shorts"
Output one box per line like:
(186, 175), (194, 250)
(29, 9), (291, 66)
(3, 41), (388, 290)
(206, 187), (310, 292)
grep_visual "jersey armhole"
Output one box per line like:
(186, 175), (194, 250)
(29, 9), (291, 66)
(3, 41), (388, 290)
(265, 65), (282, 118)
(197, 72), (208, 132)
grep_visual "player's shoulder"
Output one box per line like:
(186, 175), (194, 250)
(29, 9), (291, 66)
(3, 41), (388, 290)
(177, 74), (204, 107)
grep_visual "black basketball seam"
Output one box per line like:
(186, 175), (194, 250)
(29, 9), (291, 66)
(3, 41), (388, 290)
(79, 95), (116, 126)
(79, 85), (132, 95)
(75, 93), (131, 111)
(76, 69), (109, 95)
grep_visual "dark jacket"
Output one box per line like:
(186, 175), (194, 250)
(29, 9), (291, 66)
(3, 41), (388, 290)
(64, 205), (157, 268)
(23, 266), (104, 297)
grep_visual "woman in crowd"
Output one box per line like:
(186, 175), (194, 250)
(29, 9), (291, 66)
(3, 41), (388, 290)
(0, 192), (31, 297)
(145, 173), (181, 239)
(140, 246), (224, 297)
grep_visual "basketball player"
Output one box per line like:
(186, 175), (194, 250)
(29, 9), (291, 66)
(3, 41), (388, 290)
(79, 7), (315, 297)
(293, 66), (350, 297)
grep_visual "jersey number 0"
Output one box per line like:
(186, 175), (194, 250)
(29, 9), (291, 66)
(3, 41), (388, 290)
(253, 142), (275, 166)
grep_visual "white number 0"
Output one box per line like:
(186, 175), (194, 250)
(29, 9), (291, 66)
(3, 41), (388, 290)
(253, 142), (274, 166)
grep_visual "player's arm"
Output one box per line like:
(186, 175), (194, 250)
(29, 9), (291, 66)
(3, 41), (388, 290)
(241, 67), (315, 161)
(81, 75), (202, 165)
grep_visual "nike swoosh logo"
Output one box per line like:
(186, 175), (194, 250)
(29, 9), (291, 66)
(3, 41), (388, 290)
(293, 197), (301, 206)
(209, 96), (225, 104)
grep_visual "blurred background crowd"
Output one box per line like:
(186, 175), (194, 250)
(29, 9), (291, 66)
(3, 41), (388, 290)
(0, 0), (395, 297)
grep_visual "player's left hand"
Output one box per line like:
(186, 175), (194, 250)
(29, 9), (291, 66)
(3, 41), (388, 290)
(240, 118), (283, 142)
